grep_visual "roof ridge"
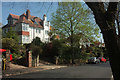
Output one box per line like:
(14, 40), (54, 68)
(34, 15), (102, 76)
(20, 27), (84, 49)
(10, 13), (19, 16)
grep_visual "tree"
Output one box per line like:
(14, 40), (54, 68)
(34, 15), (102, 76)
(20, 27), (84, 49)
(28, 37), (43, 67)
(2, 38), (25, 57)
(85, 2), (120, 79)
(51, 2), (99, 63)
(0, 28), (2, 48)
(31, 37), (43, 46)
(2, 27), (25, 58)
(3, 27), (19, 42)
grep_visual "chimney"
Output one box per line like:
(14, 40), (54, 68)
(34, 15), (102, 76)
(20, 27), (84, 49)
(26, 9), (30, 20)
(43, 14), (47, 21)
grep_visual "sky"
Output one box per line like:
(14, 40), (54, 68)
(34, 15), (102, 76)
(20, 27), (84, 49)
(2, 2), (58, 25)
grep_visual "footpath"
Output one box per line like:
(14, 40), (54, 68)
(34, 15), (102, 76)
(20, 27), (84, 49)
(2, 63), (67, 78)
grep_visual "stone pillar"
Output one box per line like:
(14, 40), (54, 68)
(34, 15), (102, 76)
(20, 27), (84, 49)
(33, 54), (39, 67)
(26, 51), (32, 67)
(55, 56), (59, 65)
(37, 55), (39, 67)
(5, 50), (10, 70)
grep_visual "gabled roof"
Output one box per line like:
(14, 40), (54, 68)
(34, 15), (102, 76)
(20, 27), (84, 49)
(8, 14), (20, 20)
(4, 10), (44, 29)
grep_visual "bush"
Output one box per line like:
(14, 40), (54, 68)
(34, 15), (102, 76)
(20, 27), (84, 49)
(29, 44), (42, 56)
(2, 38), (26, 60)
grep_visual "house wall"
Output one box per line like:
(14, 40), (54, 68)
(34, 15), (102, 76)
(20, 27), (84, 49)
(3, 15), (50, 44)
(43, 20), (50, 42)
(29, 26), (44, 43)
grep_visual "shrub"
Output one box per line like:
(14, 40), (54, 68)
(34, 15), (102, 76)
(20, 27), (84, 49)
(29, 44), (42, 56)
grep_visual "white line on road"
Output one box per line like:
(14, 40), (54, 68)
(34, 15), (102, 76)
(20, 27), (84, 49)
(111, 75), (114, 80)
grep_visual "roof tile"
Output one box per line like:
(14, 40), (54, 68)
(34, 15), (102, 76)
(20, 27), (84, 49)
(4, 10), (44, 29)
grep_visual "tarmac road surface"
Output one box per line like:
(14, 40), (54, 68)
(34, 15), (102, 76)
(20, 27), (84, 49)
(7, 61), (112, 79)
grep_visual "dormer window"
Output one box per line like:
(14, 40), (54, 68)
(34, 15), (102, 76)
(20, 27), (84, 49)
(8, 19), (13, 24)
(13, 19), (17, 24)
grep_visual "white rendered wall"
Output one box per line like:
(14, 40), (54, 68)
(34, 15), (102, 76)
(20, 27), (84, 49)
(43, 20), (50, 42)
(21, 23), (30, 44)
(20, 16), (50, 44)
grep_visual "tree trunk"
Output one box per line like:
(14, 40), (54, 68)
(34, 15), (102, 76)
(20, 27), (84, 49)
(102, 29), (120, 80)
(85, 2), (120, 80)
(70, 19), (74, 64)
(116, 11), (120, 36)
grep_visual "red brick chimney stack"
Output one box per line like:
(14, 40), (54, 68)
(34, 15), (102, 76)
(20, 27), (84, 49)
(26, 9), (30, 20)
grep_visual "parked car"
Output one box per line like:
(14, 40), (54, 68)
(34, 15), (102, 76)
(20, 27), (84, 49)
(88, 57), (100, 64)
(98, 57), (106, 63)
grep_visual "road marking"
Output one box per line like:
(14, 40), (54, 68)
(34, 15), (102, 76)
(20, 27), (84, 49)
(112, 75), (113, 78)
(111, 75), (114, 80)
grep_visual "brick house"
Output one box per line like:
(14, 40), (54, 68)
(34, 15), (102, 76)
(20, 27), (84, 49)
(2, 10), (50, 44)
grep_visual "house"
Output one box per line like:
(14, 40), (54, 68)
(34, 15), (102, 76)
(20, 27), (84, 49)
(2, 10), (50, 44)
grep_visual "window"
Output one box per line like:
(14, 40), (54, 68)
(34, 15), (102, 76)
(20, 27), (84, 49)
(36, 28), (41, 33)
(22, 23), (28, 31)
(23, 36), (25, 42)
(8, 20), (10, 24)
(36, 28), (37, 33)
(45, 22), (49, 26)
(4, 28), (8, 33)
(45, 30), (49, 34)
(23, 36), (29, 42)
(4, 29), (6, 33)
(26, 36), (29, 42)
(45, 38), (48, 41)
(13, 19), (17, 24)
(8, 20), (13, 24)
(39, 29), (41, 33)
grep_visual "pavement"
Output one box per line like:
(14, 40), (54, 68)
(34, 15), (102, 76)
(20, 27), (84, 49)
(2, 63), (67, 78)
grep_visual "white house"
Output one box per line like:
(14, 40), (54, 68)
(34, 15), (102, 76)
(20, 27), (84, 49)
(2, 10), (50, 44)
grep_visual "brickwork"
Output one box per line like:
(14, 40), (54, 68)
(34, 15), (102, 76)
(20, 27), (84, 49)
(26, 51), (32, 67)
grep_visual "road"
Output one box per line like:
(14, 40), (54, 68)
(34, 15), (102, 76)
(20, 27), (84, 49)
(7, 61), (112, 79)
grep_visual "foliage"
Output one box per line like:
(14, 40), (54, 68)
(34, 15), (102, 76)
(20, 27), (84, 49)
(24, 37), (43, 57)
(2, 38), (16, 51)
(42, 40), (62, 58)
(0, 28), (2, 48)
(31, 37), (43, 46)
(3, 27), (19, 42)
(58, 45), (73, 64)
(2, 27), (26, 59)
(29, 44), (42, 56)
(2, 38), (26, 58)
(51, 2), (100, 63)
(12, 53), (18, 60)
(51, 2), (100, 41)
(85, 2), (119, 79)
